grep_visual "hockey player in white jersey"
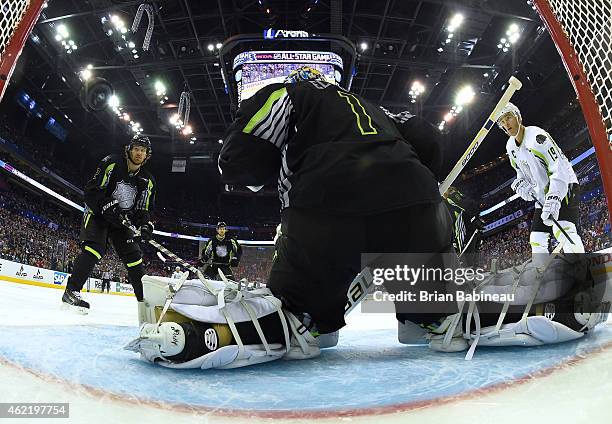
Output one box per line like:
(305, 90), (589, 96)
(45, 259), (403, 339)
(171, 266), (182, 279)
(497, 102), (585, 255)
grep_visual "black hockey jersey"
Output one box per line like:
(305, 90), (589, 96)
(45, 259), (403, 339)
(218, 81), (441, 215)
(84, 154), (156, 224)
(201, 236), (242, 266)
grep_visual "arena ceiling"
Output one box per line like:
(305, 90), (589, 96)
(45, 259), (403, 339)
(10, 0), (571, 172)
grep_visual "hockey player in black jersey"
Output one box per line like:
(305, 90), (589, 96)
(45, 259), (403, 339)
(198, 222), (242, 279)
(218, 66), (454, 334)
(61, 136), (156, 313)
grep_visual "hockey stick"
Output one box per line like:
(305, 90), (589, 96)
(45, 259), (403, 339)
(530, 195), (576, 246)
(458, 228), (480, 258)
(126, 217), (373, 321)
(121, 218), (216, 326)
(439, 76), (523, 196)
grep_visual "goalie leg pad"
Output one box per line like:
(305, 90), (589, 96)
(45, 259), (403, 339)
(477, 316), (584, 347)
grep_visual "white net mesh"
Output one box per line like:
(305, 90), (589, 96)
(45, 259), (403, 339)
(543, 0), (612, 147)
(0, 0), (32, 64)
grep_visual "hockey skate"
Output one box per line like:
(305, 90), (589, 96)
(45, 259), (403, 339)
(61, 289), (90, 314)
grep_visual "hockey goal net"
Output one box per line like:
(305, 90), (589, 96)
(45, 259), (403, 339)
(0, 0), (45, 102)
(533, 0), (612, 219)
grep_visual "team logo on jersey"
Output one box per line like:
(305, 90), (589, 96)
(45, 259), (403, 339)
(112, 181), (137, 210)
(204, 328), (219, 351)
(216, 245), (228, 257)
(536, 134), (547, 144)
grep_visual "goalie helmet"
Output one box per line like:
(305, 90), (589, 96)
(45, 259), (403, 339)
(496, 102), (522, 128)
(284, 65), (325, 84)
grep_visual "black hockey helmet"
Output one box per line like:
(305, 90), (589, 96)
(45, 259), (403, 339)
(217, 221), (227, 228)
(125, 135), (152, 165)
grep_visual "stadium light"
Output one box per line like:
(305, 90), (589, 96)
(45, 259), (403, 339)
(218, 139), (223, 144)
(447, 13), (464, 33)
(499, 23), (520, 52)
(455, 85), (475, 106)
(56, 24), (69, 39)
(182, 125), (193, 136)
(169, 113), (180, 125)
(79, 68), (92, 81)
(207, 44), (214, 51)
(216, 43), (222, 49)
(360, 42), (368, 51)
(108, 95), (120, 108)
(154, 80), (166, 96)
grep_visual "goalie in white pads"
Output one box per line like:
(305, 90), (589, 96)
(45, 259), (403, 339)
(497, 102), (585, 256)
(125, 275), (320, 369)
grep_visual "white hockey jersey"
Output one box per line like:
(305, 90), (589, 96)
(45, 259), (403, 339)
(506, 126), (578, 204)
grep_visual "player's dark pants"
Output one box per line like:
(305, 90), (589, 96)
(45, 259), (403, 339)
(268, 202), (456, 333)
(203, 264), (234, 280)
(101, 279), (110, 293)
(531, 184), (581, 233)
(66, 212), (144, 300)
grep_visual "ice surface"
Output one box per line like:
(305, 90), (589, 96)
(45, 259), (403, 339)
(0, 280), (611, 423)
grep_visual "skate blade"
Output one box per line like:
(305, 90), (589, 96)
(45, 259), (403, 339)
(61, 302), (89, 315)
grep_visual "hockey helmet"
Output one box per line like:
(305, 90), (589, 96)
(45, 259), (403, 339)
(496, 102), (522, 128)
(217, 221), (227, 228)
(284, 65), (325, 84)
(125, 135), (152, 164)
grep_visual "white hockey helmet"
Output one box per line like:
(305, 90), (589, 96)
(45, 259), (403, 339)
(496, 102), (521, 128)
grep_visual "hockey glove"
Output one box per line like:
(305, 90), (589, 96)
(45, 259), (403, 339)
(101, 199), (121, 226)
(511, 178), (535, 201)
(541, 193), (562, 226)
(139, 221), (154, 241)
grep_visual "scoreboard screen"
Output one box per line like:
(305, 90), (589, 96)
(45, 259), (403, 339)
(233, 51), (343, 104)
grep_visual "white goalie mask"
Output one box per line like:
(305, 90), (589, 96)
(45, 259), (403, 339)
(125, 322), (186, 361)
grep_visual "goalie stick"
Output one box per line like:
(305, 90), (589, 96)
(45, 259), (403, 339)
(439, 76), (523, 196)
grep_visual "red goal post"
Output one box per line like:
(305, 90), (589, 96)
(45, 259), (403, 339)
(0, 0), (45, 102)
(533, 0), (612, 220)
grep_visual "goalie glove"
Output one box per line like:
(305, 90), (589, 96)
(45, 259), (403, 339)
(511, 178), (535, 201)
(541, 192), (562, 226)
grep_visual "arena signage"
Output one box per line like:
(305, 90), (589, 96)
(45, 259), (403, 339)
(263, 29), (309, 39)
(233, 51), (343, 69)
